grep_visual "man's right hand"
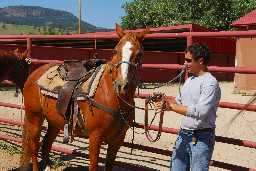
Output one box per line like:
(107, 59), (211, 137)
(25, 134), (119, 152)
(154, 99), (170, 111)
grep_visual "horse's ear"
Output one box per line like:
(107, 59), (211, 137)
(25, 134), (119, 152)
(115, 23), (125, 39)
(14, 48), (28, 59)
(14, 48), (22, 57)
(136, 27), (150, 41)
(21, 49), (28, 59)
(14, 48), (19, 54)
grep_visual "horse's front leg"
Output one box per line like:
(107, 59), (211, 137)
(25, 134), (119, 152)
(105, 129), (127, 171)
(88, 130), (103, 171)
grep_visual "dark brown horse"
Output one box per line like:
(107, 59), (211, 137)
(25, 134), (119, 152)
(20, 24), (148, 171)
(0, 48), (30, 91)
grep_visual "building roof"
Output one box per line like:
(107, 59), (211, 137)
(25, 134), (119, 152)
(232, 9), (256, 27)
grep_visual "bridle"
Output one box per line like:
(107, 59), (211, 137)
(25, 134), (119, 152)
(109, 48), (143, 93)
(11, 55), (31, 77)
(111, 60), (142, 69)
(10, 55), (32, 94)
(106, 44), (188, 143)
(112, 64), (187, 142)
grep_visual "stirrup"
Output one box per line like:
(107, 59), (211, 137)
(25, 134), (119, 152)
(63, 123), (69, 143)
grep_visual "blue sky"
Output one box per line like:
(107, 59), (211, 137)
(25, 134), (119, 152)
(0, 0), (132, 29)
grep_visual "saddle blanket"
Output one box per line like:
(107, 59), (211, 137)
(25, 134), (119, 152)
(37, 64), (106, 99)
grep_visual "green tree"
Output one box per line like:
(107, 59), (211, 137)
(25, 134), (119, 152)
(121, 0), (256, 30)
(231, 0), (256, 19)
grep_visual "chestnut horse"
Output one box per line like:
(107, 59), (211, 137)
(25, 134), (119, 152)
(20, 24), (148, 171)
(0, 48), (30, 91)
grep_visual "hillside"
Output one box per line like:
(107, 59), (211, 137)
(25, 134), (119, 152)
(0, 23), (68, 35)
(0, 5), (111, 34)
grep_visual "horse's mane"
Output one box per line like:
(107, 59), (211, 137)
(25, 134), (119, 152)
(123, 32), (138, 42)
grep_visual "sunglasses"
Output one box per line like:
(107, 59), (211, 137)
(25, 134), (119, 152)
(184, 58), (192, 63)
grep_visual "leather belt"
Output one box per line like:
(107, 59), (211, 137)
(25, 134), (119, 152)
(181, 128), (215, 134)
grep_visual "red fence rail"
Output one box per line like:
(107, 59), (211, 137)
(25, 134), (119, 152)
(143, 64), (256, 74)
(0, 30), (256, 40)
(29, 60), (256, 74)
(137, 93), (256, 112)
(1, 102), (256, 150)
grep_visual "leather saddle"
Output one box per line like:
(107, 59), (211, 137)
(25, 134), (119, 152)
(56, 58), (106, 143)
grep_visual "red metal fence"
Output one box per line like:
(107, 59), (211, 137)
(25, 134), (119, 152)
(0, 30), (256, 170)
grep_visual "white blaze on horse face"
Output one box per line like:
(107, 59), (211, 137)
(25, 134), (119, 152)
(121, 41), (133, 80)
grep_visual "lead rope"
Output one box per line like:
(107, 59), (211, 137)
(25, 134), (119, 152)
(139, 65), (187, 90)
(130, 117), (135, 154)
(144, 93), (166, 142)
(20, 94), (24, 131)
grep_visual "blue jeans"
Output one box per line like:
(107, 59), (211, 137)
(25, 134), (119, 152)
(171, 129), (215, 171)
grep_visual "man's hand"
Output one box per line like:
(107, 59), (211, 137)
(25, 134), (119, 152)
(154, 99), (173, 111)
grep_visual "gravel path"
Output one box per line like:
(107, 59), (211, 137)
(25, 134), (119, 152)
(0, 82), (256, 170)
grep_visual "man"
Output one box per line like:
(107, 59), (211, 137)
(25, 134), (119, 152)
(156, 43), (221, 171)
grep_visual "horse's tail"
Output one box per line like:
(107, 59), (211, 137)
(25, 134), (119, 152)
(20, 116), (32, 168)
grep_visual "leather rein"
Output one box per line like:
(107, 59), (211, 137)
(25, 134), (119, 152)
(144, 93), (166, 142)
(85, 59), (185, 143)
(109, 60), (167, 142)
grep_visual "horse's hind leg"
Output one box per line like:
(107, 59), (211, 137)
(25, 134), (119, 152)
(20, 111), (44, 171)
(41, 123), (61, 170)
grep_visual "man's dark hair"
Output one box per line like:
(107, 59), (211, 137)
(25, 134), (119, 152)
(185, 43), (210, 65)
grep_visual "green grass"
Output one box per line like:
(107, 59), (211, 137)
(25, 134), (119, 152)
(0, 140), (21, 155)
(50, 155), (66, 169)
(0, 140), (65, 168)
(0, 23), (75, 35)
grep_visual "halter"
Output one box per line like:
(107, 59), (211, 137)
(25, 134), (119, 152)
(109, 49), (143, 92)
(12, 51), (32, 71)
(112, 60), (141, 69)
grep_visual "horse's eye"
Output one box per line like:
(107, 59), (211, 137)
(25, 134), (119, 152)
(137, 52), (143, 57)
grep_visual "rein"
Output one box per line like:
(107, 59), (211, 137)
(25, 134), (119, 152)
(144, 93), (166, 142)
(110, 63), (187, 142)
(86, 57), (186, 143)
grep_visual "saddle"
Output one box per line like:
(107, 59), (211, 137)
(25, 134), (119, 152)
(55, 59), (106, 143)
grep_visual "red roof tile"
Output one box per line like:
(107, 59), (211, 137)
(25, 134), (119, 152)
(232, 9), (256, 26)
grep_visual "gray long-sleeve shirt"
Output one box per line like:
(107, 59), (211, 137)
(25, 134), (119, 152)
(175, 72), (221, 130)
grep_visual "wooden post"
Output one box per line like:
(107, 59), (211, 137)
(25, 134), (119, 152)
(78, 0), (82, 34)
(26, 38), (32, 58)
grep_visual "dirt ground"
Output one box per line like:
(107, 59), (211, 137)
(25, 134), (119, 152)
(0, 82), (256, 171)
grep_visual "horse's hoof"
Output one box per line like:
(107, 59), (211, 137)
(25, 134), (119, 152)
(19, 164), (32, 171)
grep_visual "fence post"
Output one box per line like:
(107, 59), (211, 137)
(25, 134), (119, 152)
(26, 38), (32, 58)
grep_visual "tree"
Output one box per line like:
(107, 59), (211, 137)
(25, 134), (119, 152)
(231, 0), (256, 19)
(121, 0), (256, 30)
